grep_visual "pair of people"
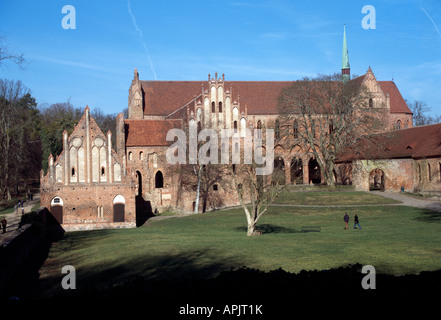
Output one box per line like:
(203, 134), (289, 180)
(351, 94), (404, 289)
(343, 213), (362, 230)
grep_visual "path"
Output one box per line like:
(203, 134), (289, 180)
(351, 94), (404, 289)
(371, 191), (441, 212)
(0, 193), (41, 244)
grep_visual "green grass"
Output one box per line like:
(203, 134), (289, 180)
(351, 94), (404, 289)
(38, 190), (441, 295)
(274, 190), (400, 205)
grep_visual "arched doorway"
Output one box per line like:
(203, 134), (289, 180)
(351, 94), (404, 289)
(135, 170), (152, 227)
(308, 158), (321, 184)
(369, 169), (385, 191)
(50, 196), (63, 224)
(155, 170), (164, 188)
(290, 158), (303, 184)
(113, 195), (125, 222)
(273, 157), (285, 185)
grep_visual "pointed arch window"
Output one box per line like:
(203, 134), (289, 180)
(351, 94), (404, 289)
(369, 98), (373, 108)
(212, 102), (215, 113)
(275, 119), (280, 139)
(219, 102), (222, 113)
(293, 120), (298, 139)
(257, 120), (262, 139)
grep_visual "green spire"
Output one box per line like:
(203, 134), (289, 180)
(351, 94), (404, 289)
(342, 25), (350, 82)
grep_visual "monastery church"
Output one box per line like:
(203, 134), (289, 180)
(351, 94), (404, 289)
(40, 28), (440, 231)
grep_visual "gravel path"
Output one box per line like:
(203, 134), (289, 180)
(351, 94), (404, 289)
(370, 191), (441, 212)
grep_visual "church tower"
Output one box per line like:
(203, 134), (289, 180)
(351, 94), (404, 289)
(341, 25), (350, 83)
(128, 68), (144, 119)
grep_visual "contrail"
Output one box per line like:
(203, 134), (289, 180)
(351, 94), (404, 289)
(127, 0), (157, 80)
(421, 7), (441, 39)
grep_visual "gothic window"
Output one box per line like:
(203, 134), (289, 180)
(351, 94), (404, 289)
(139, 151), (143, 160)
(369, 98), (373, 108)
(101, 167), (105, 176)
(397, 120), (401, 130)
(428, 163), (432, 182)
(293, 120), (298, 139)
(213, 184), (218, 191)
(71, 167), (76, 177)
(212, 102), (215, 113)
(257, 120), (262, 139)
(128, 152), (133, 161)
(275, 119), (280, 139)
(234, 121), (238, 133)
(219, 102), (222, 113)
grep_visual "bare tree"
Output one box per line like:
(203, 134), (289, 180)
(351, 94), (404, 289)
(278, 73), (387, 186)
(230, 161), (285, 236)
(407, 100), (441, 126)
(0, 36), (27, 69)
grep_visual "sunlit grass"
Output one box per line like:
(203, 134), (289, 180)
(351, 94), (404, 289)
(39, 191), (441, 296)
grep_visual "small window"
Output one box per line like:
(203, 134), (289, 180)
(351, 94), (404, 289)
(397, 120), (401, 130)
(219, 102), (222, 113)
(234, 121), (238, 133)
(212, 101), (215, 113)
(275, 120), (280, 139)
(128, 152), (133, 161)
(369, 98), (373, 108)
(101, 167), (105, 176)
(139, 151), (143, 160)
(213, 184), (218, 191)
(257, 120), (262, 139)
(428, 163), (432, 182)
(54, 197), (61, 204)
(293, 120), (298, 139)
(71, 167), (75, 176)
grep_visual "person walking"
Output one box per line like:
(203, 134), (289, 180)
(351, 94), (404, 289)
(343, 213), (350, 230)
(1, 217), (7, 233)
(354, 214), (362, 229)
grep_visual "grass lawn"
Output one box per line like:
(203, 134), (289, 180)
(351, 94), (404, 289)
(38, 190), (441, 296)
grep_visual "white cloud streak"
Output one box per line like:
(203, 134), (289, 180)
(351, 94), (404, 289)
(421, 7), (441, 39)
(127, 0), (157, 80)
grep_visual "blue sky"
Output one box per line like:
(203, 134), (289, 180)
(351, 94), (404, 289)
(1, 0), (441, 116)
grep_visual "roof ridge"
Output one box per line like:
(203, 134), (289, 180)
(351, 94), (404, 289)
(165, 93), (202, 119)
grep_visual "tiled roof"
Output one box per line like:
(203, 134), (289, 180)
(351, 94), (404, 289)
(141, 79), (411, 116)
(337, 123), (441, 161)
(125, 119), (182, 147)
(378, 81), (412, 114)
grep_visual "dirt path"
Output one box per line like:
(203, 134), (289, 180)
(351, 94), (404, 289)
(0, 193), (41, 243)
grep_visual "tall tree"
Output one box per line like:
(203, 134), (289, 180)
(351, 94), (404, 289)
(0, 79), (40, 199)
(278, 73), (387, 186)
(39, 101), (83, 173)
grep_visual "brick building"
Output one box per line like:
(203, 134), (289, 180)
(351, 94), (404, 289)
(41, 26), (424, 230)
(40, 107), (137, 231)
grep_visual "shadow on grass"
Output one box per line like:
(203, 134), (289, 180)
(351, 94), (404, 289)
(235, 224), (317, 234)
(414, 208), (441, 223)
(35, 248), (251, 301)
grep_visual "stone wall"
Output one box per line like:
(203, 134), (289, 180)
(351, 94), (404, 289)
(352, 158), (414, 192)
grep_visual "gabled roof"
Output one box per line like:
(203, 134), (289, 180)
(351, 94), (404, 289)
(141, 77), (411, 117)
(125, 119), (182, 147)
(337, 123), (441, 162)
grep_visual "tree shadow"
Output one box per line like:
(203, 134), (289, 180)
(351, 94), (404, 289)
(235, 224), (301, 234)
(413, 208), (441, 223)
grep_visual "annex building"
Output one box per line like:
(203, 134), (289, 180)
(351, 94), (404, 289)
(41, 28), (437, 231)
